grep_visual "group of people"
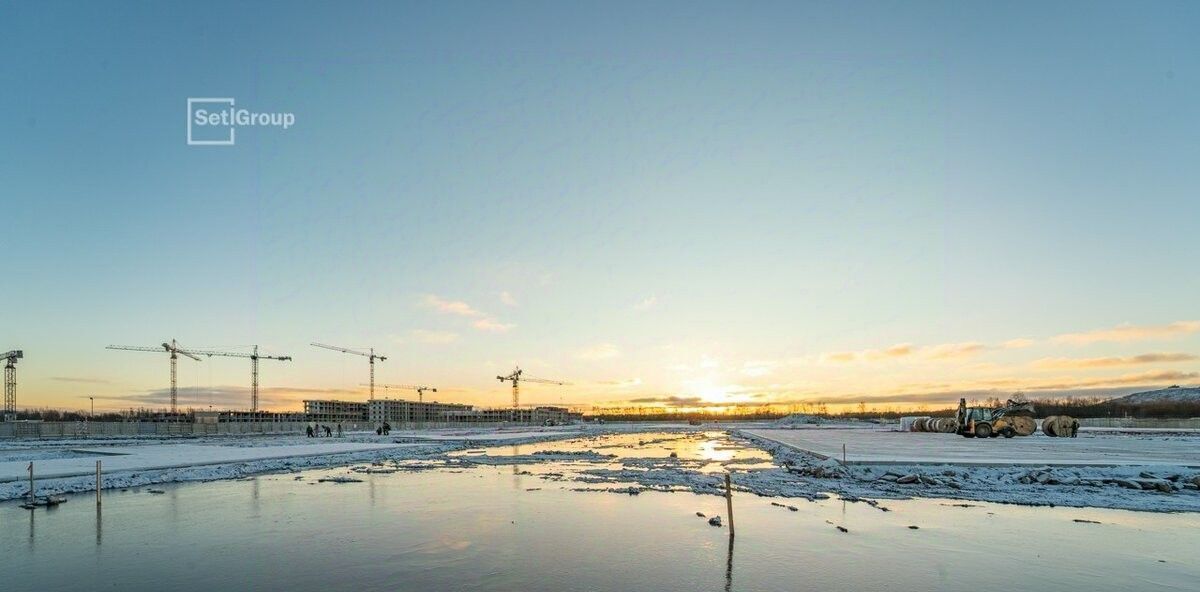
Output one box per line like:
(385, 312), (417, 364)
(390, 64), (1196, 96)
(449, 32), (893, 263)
(375, 421), (392, 435)
(306, 423), (342, 438)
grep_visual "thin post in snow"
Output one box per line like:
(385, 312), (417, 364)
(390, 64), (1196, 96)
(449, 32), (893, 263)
(842, 443), (846, 464)
(96, 460), (102, 506)
(724, 473), (735, 538)
(28, 462), (34, 504)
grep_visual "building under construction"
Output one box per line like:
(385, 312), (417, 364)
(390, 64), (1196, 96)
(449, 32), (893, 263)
(369, 399), (473, 423)
(303, 400), (370, 423)
(304, 398), (581, 426)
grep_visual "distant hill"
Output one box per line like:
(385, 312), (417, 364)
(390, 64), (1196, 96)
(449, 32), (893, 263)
(1110, 385), (1200, 405)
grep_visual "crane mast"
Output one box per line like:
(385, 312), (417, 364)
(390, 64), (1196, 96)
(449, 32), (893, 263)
(3, 350), (22, 421)
(373, 384), (438, 402)
(187, 345), (292, 411)
(496, 366), (566, 409)
(311, 343), (386, 399)
(106, 340), (201, 415)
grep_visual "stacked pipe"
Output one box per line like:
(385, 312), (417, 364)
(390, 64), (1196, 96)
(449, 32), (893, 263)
(1041, 415), (1077, 437)
(910, 417), (957, 433)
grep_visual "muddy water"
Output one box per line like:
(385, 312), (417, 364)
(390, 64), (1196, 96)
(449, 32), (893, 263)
(1, 432), (1196, 591)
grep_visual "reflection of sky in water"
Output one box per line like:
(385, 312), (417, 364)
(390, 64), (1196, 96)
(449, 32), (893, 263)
(2, 432), (1197, 591)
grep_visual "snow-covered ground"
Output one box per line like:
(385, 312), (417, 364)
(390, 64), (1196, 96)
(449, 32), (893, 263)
(4, 423), (1198, 512)
(446, 429), (1200, 512)
(744, 427), (1200, 467)
(0, 442), (420, 482)
(0, 426), (598, 501)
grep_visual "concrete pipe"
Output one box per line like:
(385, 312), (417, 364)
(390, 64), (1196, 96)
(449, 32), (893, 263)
(1007, 415), (1036, 437)
(1050, 415), (1076, 437)
(1042, 415), (1058, 437)
(913, 418), (928, 432)
(1043, 415), (1074, 437)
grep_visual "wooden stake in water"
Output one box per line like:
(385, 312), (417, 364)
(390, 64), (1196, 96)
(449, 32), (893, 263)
(724, 473), (735, 538)
(96, 460), (102, 506)
(842, 443), (847, 464)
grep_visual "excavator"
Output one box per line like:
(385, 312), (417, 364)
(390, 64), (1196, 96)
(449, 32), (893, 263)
(955, 398), (1036, 438)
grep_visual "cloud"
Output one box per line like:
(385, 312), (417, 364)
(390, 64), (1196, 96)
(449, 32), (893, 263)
(498, 291), (518, 307)
(409, 329), (459, 344)
(473, 318), (515, 333)
(633, 295), (657, 311)
(94, 385), (363, 410)
(575, 343), (621, 360)
(1032, 352), (1198, 369)
(741, 360), (778, 377)
(423, 294), (513, 333)
(822, 351), (859, 363)
(969, 369), (1200, 391)
(1002, 338), (1035, 349)
(422, 294), (483, 317)
(607, 395), (788, 409)
(1052, 320), (1200, 345)
(924, 342), (986, 360)
(822, 342), (982, 363)
(50, 376), (112, 384)
(624, 396), (706, 407)
(875, 343), (915, 358)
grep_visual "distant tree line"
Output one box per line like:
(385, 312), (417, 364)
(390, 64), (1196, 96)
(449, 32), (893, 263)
(9, 407), (194, 422)
(1019, 396), (1200, 419)
(587, 392), (1200, 421)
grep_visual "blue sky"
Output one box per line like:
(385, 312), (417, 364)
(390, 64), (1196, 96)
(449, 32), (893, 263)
(2, 1), (1198, 412)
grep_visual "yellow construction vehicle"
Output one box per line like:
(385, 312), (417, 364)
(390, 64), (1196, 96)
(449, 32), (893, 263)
(955, 398), (1036, 438)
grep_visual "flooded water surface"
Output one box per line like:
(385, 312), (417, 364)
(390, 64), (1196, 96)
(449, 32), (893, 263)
(2, 432), (1196, 591)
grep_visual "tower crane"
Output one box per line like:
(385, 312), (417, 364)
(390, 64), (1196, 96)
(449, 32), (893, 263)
(496, 366), (567, 409)
(311, 343), (386, 399)
(3, 350), (22, 420)
(188, 345), (291, 412)
(371, 383), (437, 402)
(106, 340), (201, 414)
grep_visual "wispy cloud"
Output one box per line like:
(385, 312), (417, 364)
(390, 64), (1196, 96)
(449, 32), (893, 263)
(625, 395), (705, 407)
(924, 342), (986, 360)
(498, 291), (518, 307)
(1052, 320), (1200, 345)
(422, 294), (483, 317)
(473, 318), (515, 333)
(408, 329), (459, 344)
(575, 343), (621, 360)
(94, 385), (363, 410)
(422, 294), (514, 333)
(633, 295), (657, 311)
(741, 360), (778, 377)
(1032, 352), (1198, 369)
(50, 376), (112, 384)
(1002, 338), (1035, 349)
(950, 369), (1199, 391)
(822, 342), (983, 363)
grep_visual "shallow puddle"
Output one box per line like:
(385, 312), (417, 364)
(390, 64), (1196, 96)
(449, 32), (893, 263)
(2, 433), (1197, 591)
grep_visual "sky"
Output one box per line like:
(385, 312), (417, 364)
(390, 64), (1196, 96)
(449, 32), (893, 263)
(2, 1), (1198, 413)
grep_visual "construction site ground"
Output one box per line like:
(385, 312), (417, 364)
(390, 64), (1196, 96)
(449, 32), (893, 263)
(744, 427), (1200, 467)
